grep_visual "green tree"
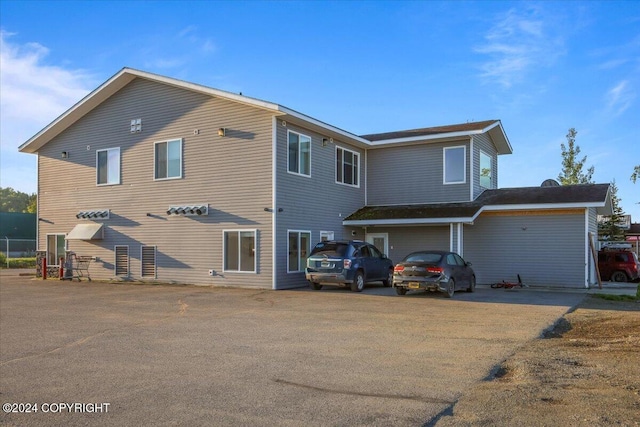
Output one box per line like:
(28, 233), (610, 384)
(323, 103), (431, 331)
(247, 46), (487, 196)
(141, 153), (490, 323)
(598, 180), (626, 242)
(557, 128), (594, 185)
(631, 165), (640, 183)
(0, 187), (37, 213)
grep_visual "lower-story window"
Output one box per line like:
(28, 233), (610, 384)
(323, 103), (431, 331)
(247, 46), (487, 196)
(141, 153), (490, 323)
(288, 230), (311, 272)
(223, 230), (256, 273)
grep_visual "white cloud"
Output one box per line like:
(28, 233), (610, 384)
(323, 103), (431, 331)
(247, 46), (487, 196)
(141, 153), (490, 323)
(0, 31), (95, 141)
(475, 7), (565, 88)
(0, 31), (96, 193)
(605, 80), (635, 116)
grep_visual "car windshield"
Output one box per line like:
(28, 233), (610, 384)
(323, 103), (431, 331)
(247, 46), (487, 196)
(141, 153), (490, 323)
(309, 242), (349, 257)
(404, 252), (442, 263)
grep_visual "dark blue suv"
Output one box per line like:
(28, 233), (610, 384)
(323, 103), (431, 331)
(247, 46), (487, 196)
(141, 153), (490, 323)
(305, 240), (394, 292)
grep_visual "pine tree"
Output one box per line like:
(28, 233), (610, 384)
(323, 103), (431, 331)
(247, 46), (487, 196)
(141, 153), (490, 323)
(598, 180), (626, 242)
(557, 128), (594, 185)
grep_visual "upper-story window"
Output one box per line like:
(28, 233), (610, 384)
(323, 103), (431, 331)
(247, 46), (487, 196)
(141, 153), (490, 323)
(288, 130), (311, 177)
(96, 147), (120, 185)
(480, 150), (492, 188)
(336, 146), (359, 187)
(155, 138), (182, 180)
(444, 146), (466, 184)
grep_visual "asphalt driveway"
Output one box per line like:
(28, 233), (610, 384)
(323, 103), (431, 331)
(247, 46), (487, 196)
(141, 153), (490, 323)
(0, 271), (586, 426)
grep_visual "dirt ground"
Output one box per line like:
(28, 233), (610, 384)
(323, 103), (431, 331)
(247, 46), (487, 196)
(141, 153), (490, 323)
(437, 296), (640, 426)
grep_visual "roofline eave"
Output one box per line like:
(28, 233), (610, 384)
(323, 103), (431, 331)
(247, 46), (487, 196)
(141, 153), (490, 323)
(343, 217), (477, 226)
(343, 199), (609, 227)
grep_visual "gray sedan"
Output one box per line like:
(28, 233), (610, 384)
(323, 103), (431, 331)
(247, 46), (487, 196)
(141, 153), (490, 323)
(393, 250), (476, 297)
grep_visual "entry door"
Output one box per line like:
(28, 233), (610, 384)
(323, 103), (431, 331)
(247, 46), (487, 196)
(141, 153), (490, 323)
(366, 233), (389, 256)
(46, 234), (66, 265)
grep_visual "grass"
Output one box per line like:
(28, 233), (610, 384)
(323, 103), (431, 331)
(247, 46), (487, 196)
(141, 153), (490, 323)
(592, 283), (640, 302)
(0, 256), (37, 269)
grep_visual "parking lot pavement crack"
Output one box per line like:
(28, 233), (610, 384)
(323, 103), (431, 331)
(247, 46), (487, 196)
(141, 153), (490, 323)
(273, 378), (454, 405)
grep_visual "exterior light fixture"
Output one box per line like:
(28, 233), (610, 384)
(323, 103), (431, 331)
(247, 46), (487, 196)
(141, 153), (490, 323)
(61, 151), (69, 158)
(218, 128), (226, 137)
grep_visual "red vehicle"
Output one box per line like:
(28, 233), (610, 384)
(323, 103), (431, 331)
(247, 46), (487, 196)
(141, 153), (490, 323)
(598, 247), (640, 282)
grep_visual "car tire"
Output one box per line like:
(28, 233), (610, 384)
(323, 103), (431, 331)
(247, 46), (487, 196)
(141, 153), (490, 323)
(382, 268), (393, 287)
(611, 271), (628, 282)
(466, 276), (476, 292)
(396, 287), (407, 296)
(310, 282), (322, 290)
(351, 271), (365, 292)
(446, 278), (455, 298)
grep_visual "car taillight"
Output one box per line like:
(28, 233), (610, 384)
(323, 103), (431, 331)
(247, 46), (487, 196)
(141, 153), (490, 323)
(343, 259), (352, 269)
(394, 265), (405, 272)
(427, 266), (444, 274)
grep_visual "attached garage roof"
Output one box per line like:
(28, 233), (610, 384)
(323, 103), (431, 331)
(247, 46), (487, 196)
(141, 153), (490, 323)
(344, 184), (612, 226)
(66, 223), (104, 240)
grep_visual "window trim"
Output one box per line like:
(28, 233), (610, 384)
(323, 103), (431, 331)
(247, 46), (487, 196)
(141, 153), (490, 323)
(479, 150), (492, 189)
(96, 147), (121, 186)
(443, 145), (467, 185)
(287, 130), (312, 178)
(287, 230), (311, 273)
(335, 145), (360, 188)
(222, 229), (257, 273)
(154, 138), (183, 181)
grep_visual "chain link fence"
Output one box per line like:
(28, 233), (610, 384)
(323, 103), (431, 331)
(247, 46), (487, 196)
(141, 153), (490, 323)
(1, 237), (37, 268)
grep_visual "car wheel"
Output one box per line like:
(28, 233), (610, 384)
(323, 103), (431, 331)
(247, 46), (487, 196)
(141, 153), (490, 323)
(382, 268), (393, 287)
(310, 282), (322, 290)
(351, 271), (365, 292)
(611, 271), (628, 282)
(467, 276), (476, 293)
(396, 287), (407, 296)
(446, 278), (455, 298)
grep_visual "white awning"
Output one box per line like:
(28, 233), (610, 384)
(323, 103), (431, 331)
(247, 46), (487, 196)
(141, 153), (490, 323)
(66, 223), (104, 240)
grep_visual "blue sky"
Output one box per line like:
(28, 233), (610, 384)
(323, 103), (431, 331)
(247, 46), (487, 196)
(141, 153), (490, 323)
(1, 1), (639, 220)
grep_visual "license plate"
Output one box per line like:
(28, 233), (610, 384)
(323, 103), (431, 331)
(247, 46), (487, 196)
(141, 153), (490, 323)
(408, 282), (421, 289)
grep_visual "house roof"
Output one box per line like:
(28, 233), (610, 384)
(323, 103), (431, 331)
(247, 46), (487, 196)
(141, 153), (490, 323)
(343, 184), (612, 226)
(360, 120), (513, 154)
(18, 67), (511, 154)
(18, 67), (370, 154)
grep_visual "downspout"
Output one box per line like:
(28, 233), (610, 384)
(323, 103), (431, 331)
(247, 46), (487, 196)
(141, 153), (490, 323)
(272, 117), (278, 290)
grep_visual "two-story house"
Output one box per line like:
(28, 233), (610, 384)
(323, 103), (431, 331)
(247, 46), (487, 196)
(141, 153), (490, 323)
(19, 68), (612, 289)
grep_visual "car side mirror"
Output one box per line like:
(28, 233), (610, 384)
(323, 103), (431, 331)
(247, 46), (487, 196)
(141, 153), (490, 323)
(466, 261), (472, 266)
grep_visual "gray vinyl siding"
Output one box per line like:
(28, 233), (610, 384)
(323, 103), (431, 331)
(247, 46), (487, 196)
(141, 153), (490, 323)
(464, 212), (587, 287)
(472, 133), (498, 199)
(37, 77), (274, 288)
(367, 139), (471, 205)
(274, 120), (366, 289)
(371, 226), (450, 263)
(587, 207), (599, 285)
